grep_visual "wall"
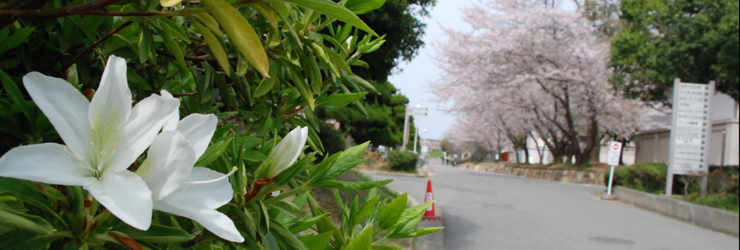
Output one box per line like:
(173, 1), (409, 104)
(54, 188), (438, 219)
(636, 119), (739, 166)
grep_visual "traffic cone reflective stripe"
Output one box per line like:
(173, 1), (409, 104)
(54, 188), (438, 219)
(423, 179), (436, 218)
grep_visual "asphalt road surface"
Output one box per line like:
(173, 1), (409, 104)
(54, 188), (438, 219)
(368, 159), (739, 250)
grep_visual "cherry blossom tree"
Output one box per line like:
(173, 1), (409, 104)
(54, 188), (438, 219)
(432, 0), (650, 165)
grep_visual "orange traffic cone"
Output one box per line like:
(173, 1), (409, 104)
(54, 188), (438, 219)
(423, 180), (438, 219)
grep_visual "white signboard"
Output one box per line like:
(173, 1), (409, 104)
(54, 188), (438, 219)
(669, 81), (713, 175)
(607, 141), (623, 166)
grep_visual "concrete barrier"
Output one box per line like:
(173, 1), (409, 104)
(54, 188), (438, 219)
(614, 186), (739, 237)
(459, 163), (605, 185)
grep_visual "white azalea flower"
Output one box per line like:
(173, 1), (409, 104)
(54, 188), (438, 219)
(0, 56), (179, 230)
(137, 111), (244, 242)
(255, 127), (309, 179)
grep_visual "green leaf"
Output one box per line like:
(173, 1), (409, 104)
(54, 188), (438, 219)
(345, 226), (373, 250)
(191, 13), (224, 37)
(351, 60), (369, 68)
(354, 195), (380, 225)
(343, 72), (377, 93)
(0, 230), (70, 250)
(324, 142), (370, 180)
(0, 27), (35, 56)
(379, 193), (407, 230)
(324, 44), (352, 74)
(289, 214), (329, 234)
(192, 20), (232, 76)
(202, 0), (269, 77)
(317, 92), (367, 110)
(113, 225), (194, 243)
(270, 221), (308, 250)
(138, 25), (153, 64)
(313, 180), (392, 191)
(345, 0), (386, 14)
(254, 61), (280, 98)
(390, 201), (434, 235)
(243, 150), (268, 162)
(0, 207), (54, 234)
(371, 246), (403, 250)
(297, 232), (332, 250)
(389, 227), (444, 239)
(284, 0), (377, 36)
(159, 17), (191, 44)
(195, 137), (233, 167)
(0, 69), (32, 122)
(279, 59), (315, 110)
(154, 21), (187, 72)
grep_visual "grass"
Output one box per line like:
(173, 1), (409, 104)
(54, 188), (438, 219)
(428, 150), (444, 159)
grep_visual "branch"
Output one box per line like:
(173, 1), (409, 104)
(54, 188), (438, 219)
(0, 0), (122, 20)
(61, 20), (133, 76)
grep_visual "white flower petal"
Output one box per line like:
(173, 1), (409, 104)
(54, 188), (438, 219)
(22, 73), (93, 161)
(177, 114), (218, 157)
(160, 90), (179, 131)
(86, 170), (152, 230)
(154, 201), (243, 242)
(137, 131), (196, 200)
(105, 94), (180, 172)
(266, 127), (308, 178)
(0, 143), (95, 186)
(88, 56), (132, 148)
(163, 167), (233, 209)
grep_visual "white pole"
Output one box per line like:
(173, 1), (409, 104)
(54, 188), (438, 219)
(413, 128), (419, 152)
(607, 165), (616, 195)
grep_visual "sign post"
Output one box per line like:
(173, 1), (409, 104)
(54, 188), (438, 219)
(402, 105), (428, 150)
(606, 141), (623, 197)
(666, 79), (715, 196)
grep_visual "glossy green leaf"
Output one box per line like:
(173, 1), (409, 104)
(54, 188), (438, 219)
(313, 179), (392, 191)
(138, 26), (153, 64)
(390, 200), (434, 235)
(283, 0), (377, 36)
(0, 231), (69, 250)
(243, 150), (268, 162)
(113, 225), (194, 243)
(379, 193), (407, 230)
(297, 232), (332, 250)
(158, 17), (191, 44)
(317, 92), (367, 110)
(288, 214), (328, 234)
(324, 142), (370, 180)
(0, 69), (31, 122)
(254, 61), (280, 98)
(202, 0), (269, 77)
(191, 13), (224, 37)
(192, 18), (232, 75)
(389, 227), (444, 239)
(0, 27), (35, 56)
(155, 22), (187, 72)
(343, 72), (377, 93)
(279, 59), (315, 110)
(194, 137), (233, 167)
(345, 0), (386, 14)
(345, 226), (373, 250)
(0, 207), (54, 234)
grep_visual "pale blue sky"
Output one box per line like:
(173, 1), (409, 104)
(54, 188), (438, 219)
(388, 0), (578, 140)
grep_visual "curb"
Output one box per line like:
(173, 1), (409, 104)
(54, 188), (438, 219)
(614, 186), (739, 237)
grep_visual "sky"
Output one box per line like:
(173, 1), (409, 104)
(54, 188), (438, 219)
(389, 0), (578, 140)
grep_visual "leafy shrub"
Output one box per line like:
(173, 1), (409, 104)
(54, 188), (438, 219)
(605, 162), (668, 194)
(686, 193), (740, 213)
(387, 150), (418, 172)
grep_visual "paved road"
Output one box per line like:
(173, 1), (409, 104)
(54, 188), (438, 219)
(368, 159), (739, 250)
